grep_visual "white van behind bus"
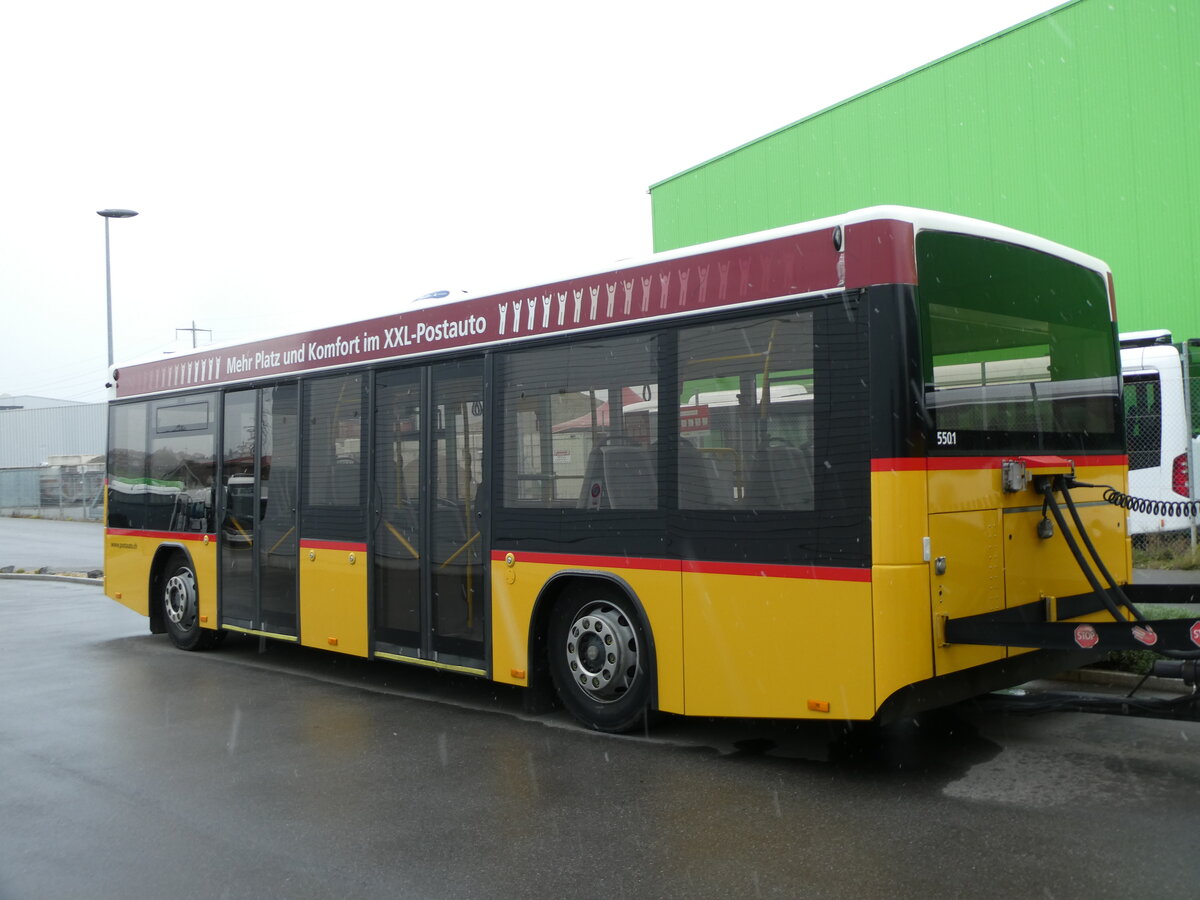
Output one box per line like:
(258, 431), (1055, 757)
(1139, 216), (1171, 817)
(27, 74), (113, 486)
(1120, 330), (1198, 536)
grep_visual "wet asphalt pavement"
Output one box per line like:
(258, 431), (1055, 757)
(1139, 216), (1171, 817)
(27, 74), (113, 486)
(3, 561), (1200, 896)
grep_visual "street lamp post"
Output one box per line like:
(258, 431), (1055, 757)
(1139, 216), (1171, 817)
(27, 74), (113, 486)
(97, 208), (139, 368)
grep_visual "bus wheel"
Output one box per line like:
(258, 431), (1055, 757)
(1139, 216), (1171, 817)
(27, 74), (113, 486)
(549, 589), (651, 733)
(161, 554), (219, 651)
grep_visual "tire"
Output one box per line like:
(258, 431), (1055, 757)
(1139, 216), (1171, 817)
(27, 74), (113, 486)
(548, 587), (652, 733)
(161, 553), (221, 651)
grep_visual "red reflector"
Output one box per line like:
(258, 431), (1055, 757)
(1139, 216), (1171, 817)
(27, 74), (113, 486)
(1172, 453), (1189, 496)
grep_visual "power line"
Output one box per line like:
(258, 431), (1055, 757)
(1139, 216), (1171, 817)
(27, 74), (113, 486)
(175, 321), (212, 348)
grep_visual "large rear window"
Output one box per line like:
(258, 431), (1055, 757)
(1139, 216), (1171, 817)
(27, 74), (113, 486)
(917, 231), (1121, 454)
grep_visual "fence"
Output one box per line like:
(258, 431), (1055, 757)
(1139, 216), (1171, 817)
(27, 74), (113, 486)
(0, 464), (105, 520)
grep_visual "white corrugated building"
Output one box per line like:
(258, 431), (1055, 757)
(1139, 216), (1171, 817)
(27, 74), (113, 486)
(0, 398), (106, 468)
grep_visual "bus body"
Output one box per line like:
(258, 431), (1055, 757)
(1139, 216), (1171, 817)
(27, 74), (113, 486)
(1120, 330), (1198, 536)
(106, 206), (1187, 731)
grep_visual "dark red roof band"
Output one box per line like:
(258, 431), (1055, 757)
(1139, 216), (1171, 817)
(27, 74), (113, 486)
(112, 217), (915, 398)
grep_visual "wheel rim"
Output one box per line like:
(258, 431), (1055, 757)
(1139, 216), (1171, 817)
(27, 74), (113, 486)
(164, 568), (196, 628)
(563, 601), (640, 703)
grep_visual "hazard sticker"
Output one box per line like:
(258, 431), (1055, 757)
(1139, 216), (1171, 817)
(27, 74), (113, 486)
(1074, 624), (1100, 649)
(1131, 625), (1158, 647)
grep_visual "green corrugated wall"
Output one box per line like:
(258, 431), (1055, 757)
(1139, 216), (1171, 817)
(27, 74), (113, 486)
(649, 0), (1200, 338)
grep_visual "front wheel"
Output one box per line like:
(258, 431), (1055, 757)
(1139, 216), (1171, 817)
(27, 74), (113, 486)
(548, 588), (652, 733)
(161, 553), (221, 651)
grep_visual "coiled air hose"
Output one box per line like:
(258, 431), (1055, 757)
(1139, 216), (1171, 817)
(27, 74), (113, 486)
(1045, 476), (1200, 660)
(1097, 487), (1200, 520)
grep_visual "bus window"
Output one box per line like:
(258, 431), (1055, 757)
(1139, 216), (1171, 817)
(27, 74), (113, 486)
(303, 374), (365, 523)
(917, 231), (1120, 453)
(148, 394), (216, 533)
(107, 402), (149, 529)
(677, 310), (815, 510)
(500, 334), (659, 510)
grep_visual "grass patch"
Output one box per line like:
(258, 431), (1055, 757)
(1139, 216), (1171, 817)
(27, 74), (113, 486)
(1132, 532), (1200, 569)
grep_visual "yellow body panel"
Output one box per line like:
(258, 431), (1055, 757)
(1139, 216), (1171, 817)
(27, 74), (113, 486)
(924, 462), (1131, 666)
(871, 470), (929, 565)
(929, 509), (1006, 675)
(927, 467), (998, 515)
(192, 539), (218, 629)
(489, 559), (535, 687)
(1003, 502), (1130, 620)
(299, 544), (368, 657)
(104, 533), (218, 632)
(682, 572), (875, 720)
(490, 556), (686, 714)
(871, 564), (934, 702)
(105, 536), (153, 616)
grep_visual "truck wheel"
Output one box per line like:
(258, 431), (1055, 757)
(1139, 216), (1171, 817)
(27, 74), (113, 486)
(161, 553), (220, 651)
(548, 587), (651, 732)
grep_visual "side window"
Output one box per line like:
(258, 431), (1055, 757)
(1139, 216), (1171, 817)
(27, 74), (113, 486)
(501, 334), (659, 509)
(304, 374), (365, 508)
(1123, 374), (1162, 471)
(147, 394), (217, 532)
(107, 402), (149, 529)
(677, 311), (815, 511)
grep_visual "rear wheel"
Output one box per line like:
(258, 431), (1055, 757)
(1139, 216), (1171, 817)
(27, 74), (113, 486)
(548, 587), (652, 732)
(161, 553), (221, 651)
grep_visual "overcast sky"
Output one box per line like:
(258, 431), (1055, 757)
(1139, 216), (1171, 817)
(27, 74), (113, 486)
(0, 0), (1062, 403)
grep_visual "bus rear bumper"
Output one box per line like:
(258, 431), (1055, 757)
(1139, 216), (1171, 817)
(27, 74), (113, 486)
(942, 585), (1200, 653)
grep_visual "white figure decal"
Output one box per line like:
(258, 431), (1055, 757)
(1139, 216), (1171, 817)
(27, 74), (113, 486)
(542, 293), (552, 328)
(557, 291), (568, 326)
(511, 300), (522, 333)
(623, 280), (634, 315)
(718, 262), (731, 300)
(697, 265), (709, 307)
(498, 302), (508, 335)
(640, 276), (652, 312)
(573, 288), (583, 323)
(526, 296), (537, 330)
(659, 271), (671, 309)
(606, 282), (617, 318)
(678, 268), (689, 307)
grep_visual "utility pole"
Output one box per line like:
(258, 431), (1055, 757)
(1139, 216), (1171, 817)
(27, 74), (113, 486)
(176, 321), (212, 348)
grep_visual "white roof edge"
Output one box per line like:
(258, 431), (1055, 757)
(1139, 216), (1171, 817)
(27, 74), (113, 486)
(634, 205), (1111, 279)
(403, 206), (1112, 305)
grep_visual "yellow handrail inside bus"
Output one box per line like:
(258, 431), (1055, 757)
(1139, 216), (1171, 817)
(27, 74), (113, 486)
(268, 526), (294, 555)
(384, 520), (418, 559)
(227, 515), (251, 543)
(440, 530), (480, 569)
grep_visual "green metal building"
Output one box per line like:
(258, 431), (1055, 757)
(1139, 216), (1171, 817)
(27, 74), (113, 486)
(649, 0), (1199, 338)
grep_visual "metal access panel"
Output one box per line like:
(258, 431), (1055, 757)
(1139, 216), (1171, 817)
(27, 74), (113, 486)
(928, 509), (1005, 676)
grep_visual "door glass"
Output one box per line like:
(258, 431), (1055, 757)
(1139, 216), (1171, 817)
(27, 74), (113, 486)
(221, 390), (258, 626)
(373, 369), (422, 650)
(259, 383), (299, 635)
(431, 361), (485, 661)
